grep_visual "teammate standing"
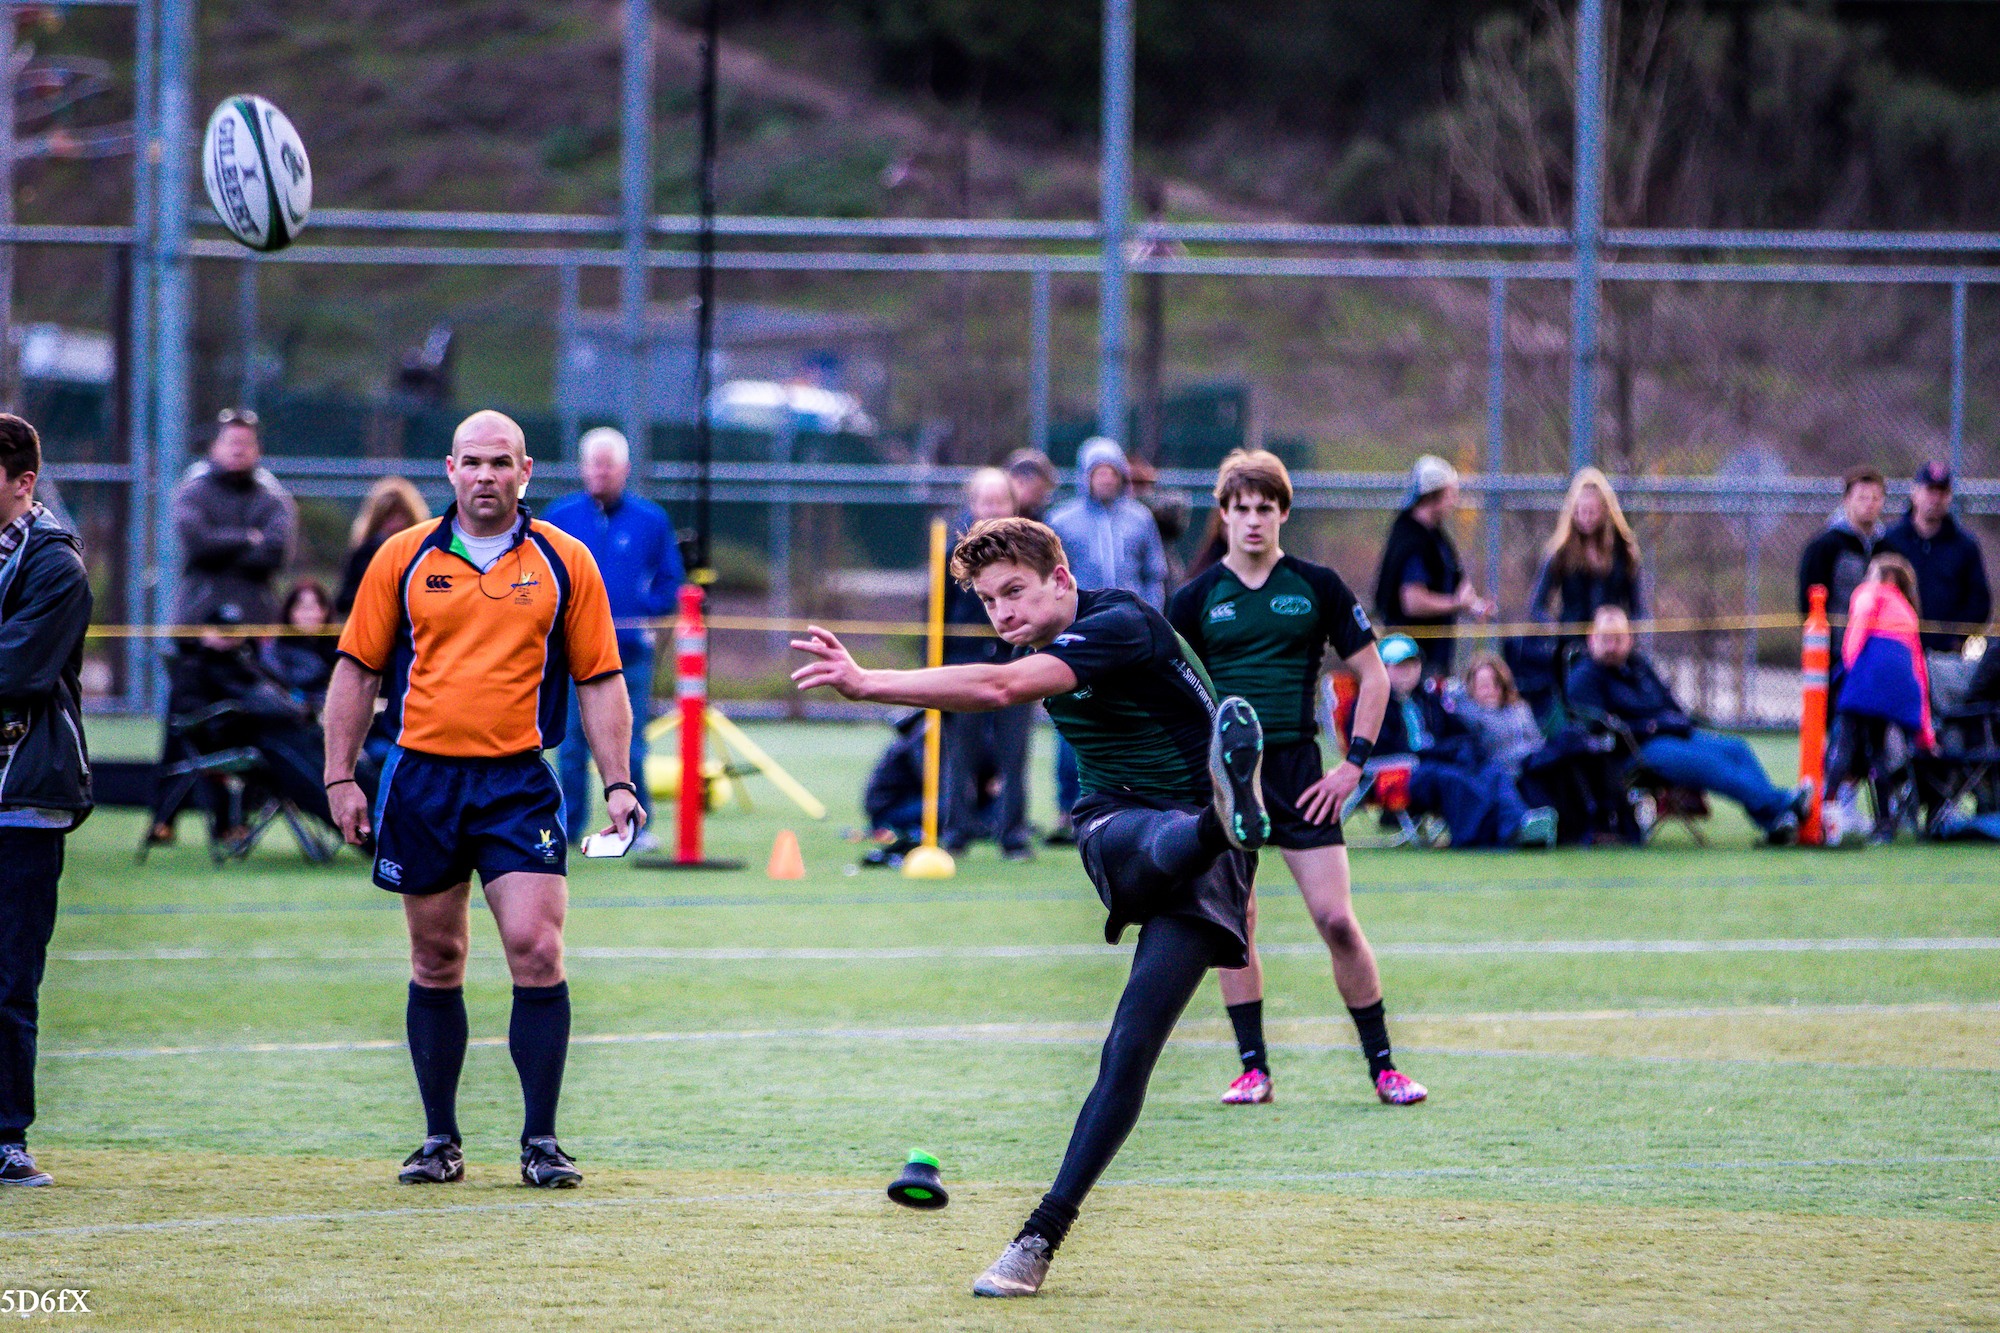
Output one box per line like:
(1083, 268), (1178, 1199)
(792, 517), (1268, 1299)
(1171, 450), (1425, 1108)
(322, 410), (643, 1188)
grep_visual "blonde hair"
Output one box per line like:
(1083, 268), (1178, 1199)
(1866, 552), (1920, 618)
(1544, 467), (1641, 576)
(1213, 448), (1293, 512)
(348, 476), (431, 550)
(1462, 652), (1520, 706)
(949, 517), (1069, 589)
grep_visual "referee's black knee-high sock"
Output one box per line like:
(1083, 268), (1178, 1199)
(406, 982), (467, 1143)
(1020, 916), (1213, 1253)
(1348, 999), (1395, 1078)
(1227, 999), (1268, 1074)
(509, 981), (571, 1145)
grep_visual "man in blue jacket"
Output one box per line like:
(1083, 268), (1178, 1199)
(542, 427), (684, 849)
(1879, 461), (1991, 654)
(0, 414), (92, 1186)
(1567, 607), (1807, 844)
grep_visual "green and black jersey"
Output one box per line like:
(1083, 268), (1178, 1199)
(1033, 587), (1220, 805)
(1168, 554), (1376, 747)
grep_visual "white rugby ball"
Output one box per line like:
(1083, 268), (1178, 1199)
(202, 94), (312, 253)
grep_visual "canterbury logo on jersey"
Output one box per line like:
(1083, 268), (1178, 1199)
(424, 575), (452, 591)
(1207, 602), (1237, 622)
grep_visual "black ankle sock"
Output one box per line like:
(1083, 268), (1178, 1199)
(1019, 1195), (1080, 1253)
(1195, 805), (1230, 855)
(509, 981), (571, 1145)
(1226, 999), (1268, 1073)
(1348, 1000), (1394, 1078)
(406, 982), (467, 1143)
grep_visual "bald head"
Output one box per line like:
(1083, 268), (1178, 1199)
(1588, 605), (1633, 667)
(446, 409), (534, 536)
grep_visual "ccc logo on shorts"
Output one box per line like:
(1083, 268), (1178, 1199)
(424, 574), (452, 591)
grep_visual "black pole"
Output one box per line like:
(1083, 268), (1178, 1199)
(692, 0), (719, 576)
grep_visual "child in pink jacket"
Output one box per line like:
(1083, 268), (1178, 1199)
(1825, 554), (1932, 844)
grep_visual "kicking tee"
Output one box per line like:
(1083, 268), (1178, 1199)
(1169, 554), (1376, 747)
(1033, 587), (1219, 805)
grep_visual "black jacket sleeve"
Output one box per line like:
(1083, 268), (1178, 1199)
(1797, 530), (1838, 617)
(0, 540), (90, 703)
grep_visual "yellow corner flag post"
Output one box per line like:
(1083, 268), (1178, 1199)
(903, 516), (957, 880)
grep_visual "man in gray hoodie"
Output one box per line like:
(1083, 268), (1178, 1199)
(1044, 438), (1170, 838)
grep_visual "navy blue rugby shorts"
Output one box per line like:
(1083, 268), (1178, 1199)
(371, 749), (568, 895)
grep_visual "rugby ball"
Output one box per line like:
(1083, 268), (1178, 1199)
(201, 95), (312, 253)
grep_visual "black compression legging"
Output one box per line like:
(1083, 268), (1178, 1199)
(1026, 913), (1216, 1245)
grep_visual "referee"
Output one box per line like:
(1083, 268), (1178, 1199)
(323, 410), (644, 1188)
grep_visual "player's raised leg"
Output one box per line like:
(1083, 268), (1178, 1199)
(1280, 844), (1424, 1105)
(399, 883), (473, 1183)
(484, 871), (581, 1186)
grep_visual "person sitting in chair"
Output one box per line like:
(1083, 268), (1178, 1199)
(1566, 607), (1808, 844)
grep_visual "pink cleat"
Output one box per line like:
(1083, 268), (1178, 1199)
(1221, 1068), (1274, 1105)
(1374, 1069), (1428, 1105)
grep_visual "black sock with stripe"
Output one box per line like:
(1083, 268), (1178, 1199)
(1349, 1000), (1394, 1078)
(1226, 999), (1269, 1074)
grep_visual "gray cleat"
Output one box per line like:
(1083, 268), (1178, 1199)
(972, 1233), (1052, 1298)
(1209, 696), (1268, 851)
(397, 1135), (464, 1184)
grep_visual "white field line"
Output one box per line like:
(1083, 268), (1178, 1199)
(43, 1003), (2000, 1061)
(48, 936), (2000, 964)
(4, 1155), (1997, 1242)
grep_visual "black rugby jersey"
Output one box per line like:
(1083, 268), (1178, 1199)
(1168, 554), (1376, 746)
(1034, 587), (1219, 804)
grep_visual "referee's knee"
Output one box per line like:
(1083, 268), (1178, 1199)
(503, 929), (566, 988)
(409, 941), (467, 988)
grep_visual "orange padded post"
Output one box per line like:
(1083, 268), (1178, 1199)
(1798, 584), (1830, 845)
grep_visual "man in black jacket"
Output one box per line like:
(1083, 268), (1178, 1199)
(1567, 607), (1807, 844)
(0, 415), (92, 1187)
(1372, 455), (1494, 677)
(1879, 461), (1992, 654)
(1797, 466), (1886, 656)
(172, 408), (296, 627)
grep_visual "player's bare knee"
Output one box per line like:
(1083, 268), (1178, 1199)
(504, 929), (565, 986)
(409, 938), (467, 987)
(1313, 908), (1361, 952)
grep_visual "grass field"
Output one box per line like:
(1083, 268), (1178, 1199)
(12, 722), (2000, 1329)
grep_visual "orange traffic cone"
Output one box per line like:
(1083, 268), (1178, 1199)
(767, 829), (805, 880)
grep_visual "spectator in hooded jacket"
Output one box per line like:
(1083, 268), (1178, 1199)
(1372, 455), (1494, 677)
(1879, 461), (1991, 654)
(172, 408), (296, 626)
(1043, 437), (1168, 840)
(1797, 465), (1886, 661)
(1824, 554), (1933, 846)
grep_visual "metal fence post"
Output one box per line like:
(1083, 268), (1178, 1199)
(621, 0), (652, 477)
(1029, 268), (1051, 452)
(151, 0), (193, 693)
(1951, 278), (1967, 479)
(1486, 276), (1507, 605)
(235, 257), (258, 410)
(557, 255), (581, 456)
(1097, 0), (1133, 443)
(124, 0), (159, 712)
(1569, 0), (1604, 474)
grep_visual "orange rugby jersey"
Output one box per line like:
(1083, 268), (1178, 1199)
(337, 508), (623, 758)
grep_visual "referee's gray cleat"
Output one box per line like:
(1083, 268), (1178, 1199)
(520, 1136), (582, 1188)
(972, 1233), (1052, 1298)
(1209, 696), (1268, 851)
(397, 1135), (464, 1184)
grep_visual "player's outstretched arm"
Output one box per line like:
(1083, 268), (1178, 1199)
(577, 673), (646, 837)
(790, 625), (1077, 711)
(322, 657), (382, 846)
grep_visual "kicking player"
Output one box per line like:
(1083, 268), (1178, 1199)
(323, 410), (644, 1188)
(791, 516), (1268, 1299)
(1169, 449), (1426, 1108)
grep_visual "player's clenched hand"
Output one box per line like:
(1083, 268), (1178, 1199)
(329, 781), (372, 847)
(788, 625), (869, 700)
(1299, 761), (1362, 825)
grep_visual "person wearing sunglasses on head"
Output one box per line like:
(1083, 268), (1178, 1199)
(172, 407), (297, 630)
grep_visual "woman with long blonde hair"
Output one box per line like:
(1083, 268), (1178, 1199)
(334, 476), (430, 615)
(1531, 467), (1643, 631)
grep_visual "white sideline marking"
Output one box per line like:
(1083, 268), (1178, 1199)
(49, 937), (2000, 964)
(4, 1156), (1996, 1241)
(43, 1003), (2000, 1061)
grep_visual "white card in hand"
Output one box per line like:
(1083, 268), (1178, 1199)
(580, 828), (636, 858)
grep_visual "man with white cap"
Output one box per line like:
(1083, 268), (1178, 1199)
(1372, 454), (1494, 677)
(542, 427), (685, 849)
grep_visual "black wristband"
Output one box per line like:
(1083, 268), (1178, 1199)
(603, 781), (639, 801)
(1343, 736), (1375, 768)
(325, 777), (358, 792)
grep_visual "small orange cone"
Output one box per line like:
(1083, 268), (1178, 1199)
(767, 829), (805, 880)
